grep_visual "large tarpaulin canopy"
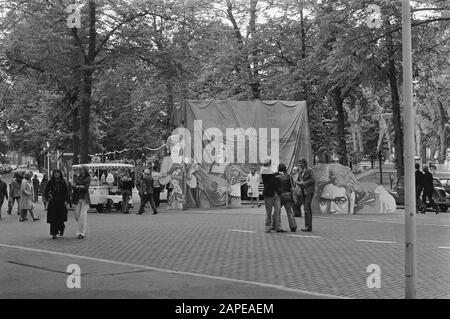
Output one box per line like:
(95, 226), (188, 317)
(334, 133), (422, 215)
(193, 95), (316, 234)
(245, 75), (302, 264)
(171, 100), (311, 170)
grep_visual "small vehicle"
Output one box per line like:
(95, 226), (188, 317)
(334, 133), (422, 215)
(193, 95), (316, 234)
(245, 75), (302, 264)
(71, 163), (134, 213)
(389, 176), (450, 212)
(439, 178), (450, 195)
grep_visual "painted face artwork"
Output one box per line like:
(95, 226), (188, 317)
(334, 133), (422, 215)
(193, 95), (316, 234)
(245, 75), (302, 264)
(319, 183), (349, 214)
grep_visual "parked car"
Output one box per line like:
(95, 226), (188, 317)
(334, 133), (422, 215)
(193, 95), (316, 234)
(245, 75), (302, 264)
(440, 178), (450, 195)
(388, 176), (450, 212)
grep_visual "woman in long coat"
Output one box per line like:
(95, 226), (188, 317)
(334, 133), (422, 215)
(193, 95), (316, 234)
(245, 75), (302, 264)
(19, 170), (39, 222)
(45, 169), (69, 239)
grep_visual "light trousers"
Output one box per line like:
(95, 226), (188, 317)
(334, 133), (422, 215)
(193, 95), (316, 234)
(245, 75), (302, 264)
(74, 199), (89, 236)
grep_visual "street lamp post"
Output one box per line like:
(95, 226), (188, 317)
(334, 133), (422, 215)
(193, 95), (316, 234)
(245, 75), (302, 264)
(46, 142), (50, 175)
(402, 0), (417, 299)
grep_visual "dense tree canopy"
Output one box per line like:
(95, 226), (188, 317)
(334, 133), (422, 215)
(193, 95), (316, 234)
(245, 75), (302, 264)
(0, 0), (449, 175)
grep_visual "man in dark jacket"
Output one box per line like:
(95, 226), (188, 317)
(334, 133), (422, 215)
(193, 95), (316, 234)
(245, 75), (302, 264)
(261, 159), (284, 233)
(415, 163), (425, 214)
(119, 171), (134, 214)
(0, 174), (8, 219)
(137, 168), (158, 215)
(7, 173), (22, 215)
(422, 166), (439, 213)
(297, 158), (315, 232)
(32, 174), (39, 202)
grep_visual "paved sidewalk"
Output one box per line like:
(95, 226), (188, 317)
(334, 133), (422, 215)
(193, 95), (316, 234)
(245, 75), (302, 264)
(0, 203), (449, 299)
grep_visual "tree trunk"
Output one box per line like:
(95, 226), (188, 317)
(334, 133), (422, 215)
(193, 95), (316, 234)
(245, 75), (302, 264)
(249, 0), (260, 99)
(438, 100), (447, 163)
(79, 1), (96, 164)
(387, 55), (404, 178)
(72, 102), (80, 165)
(333, 88), (348, 166)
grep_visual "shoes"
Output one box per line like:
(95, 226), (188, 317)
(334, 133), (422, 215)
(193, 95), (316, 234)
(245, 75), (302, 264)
(291, 227), (297, 232)
(59, 230), (64, 236)
(19, 218), (25, 222)
(153, 211), (158, 215)
(52, 235), (57, 239)
(265, 229), (271, 233)
(270, 227), (275, 231)
(257, 204), (261, 208)
(276, 229), (287, 233)
(136, 212), (143, 215)
(77, 235), (84, 239)
(33, 217), (40, 221)
(7, 211), (11, 215)
(301, 228), (312, 232)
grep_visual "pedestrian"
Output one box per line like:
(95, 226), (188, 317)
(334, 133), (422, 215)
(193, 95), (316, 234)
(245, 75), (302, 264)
(276, 163), (297, 232)
(152, 168), (162, 208)
(119, 170), (133, 214)
(40, 173), (49, 210)
(32, 174), (39, 202)
(137, 168), (158, 215)
(291, 166), (303, 217)
(261, 159), (285, 233)
(66, 176), (73, 209)
(415, 163), (425, 214)
(45, 169), (69, 239)
(246, 166), (261, 208)
(297, 158), (315, 232)
(7, 172), (22, 215)
(19, 170), (40, 222)
(422, 166), (439, 214)
(73, 165), (91, 239)
(0, 174), (8, 219)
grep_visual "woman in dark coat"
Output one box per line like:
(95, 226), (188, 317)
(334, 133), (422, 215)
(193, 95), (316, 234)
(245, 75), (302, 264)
(45, 169), (69, 239)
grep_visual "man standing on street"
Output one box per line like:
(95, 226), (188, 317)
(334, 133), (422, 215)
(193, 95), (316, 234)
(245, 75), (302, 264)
(261, 159), (285, 233)
(32, 174), (39, 202)
(422, 166), (439, 214)
(0, 174), (8, 219)
(297, 158), (315, 232)
(415, 163), (425, 214)
(137, 168), (158, 215)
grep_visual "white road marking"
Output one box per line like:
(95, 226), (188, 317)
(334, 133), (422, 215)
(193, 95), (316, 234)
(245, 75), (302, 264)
(316, 216), (450, 228)
(0, 243), (348, 299)
(355, 239), (397, 244)
(438, 246), (450, 250)
(228, 229), (256, 233)
(288, 234), (322, 239)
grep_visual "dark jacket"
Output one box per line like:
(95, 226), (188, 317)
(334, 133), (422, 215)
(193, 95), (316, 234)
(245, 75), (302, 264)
(261, 168), (278, 197)
(0, 180), (8, 202)
(73, 174), (91, 204)
(9, 179), (21, 198)
(423, 171), (434, 192)
(45, 178), (69, 224)
(140, 174), (154, 195)
(415, 170), (424, 190)
(298, 167), (315, 194)
(120, 176), (134, 192)
(276, 173), (292, 194)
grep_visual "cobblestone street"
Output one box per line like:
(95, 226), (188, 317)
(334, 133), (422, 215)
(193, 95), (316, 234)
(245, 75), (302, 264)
(1, 201), (449, 299)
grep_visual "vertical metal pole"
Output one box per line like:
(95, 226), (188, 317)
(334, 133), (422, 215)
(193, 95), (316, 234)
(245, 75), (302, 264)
(379, 151), (383, 184)
(402, 0), (417, 299)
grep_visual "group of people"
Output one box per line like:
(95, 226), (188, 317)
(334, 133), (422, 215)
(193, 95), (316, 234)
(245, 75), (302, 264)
(0, 171), (41, 222)
(415, 163), (439, 214)
(247, 158), (315, 233)
(0, 168), (91, 240)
